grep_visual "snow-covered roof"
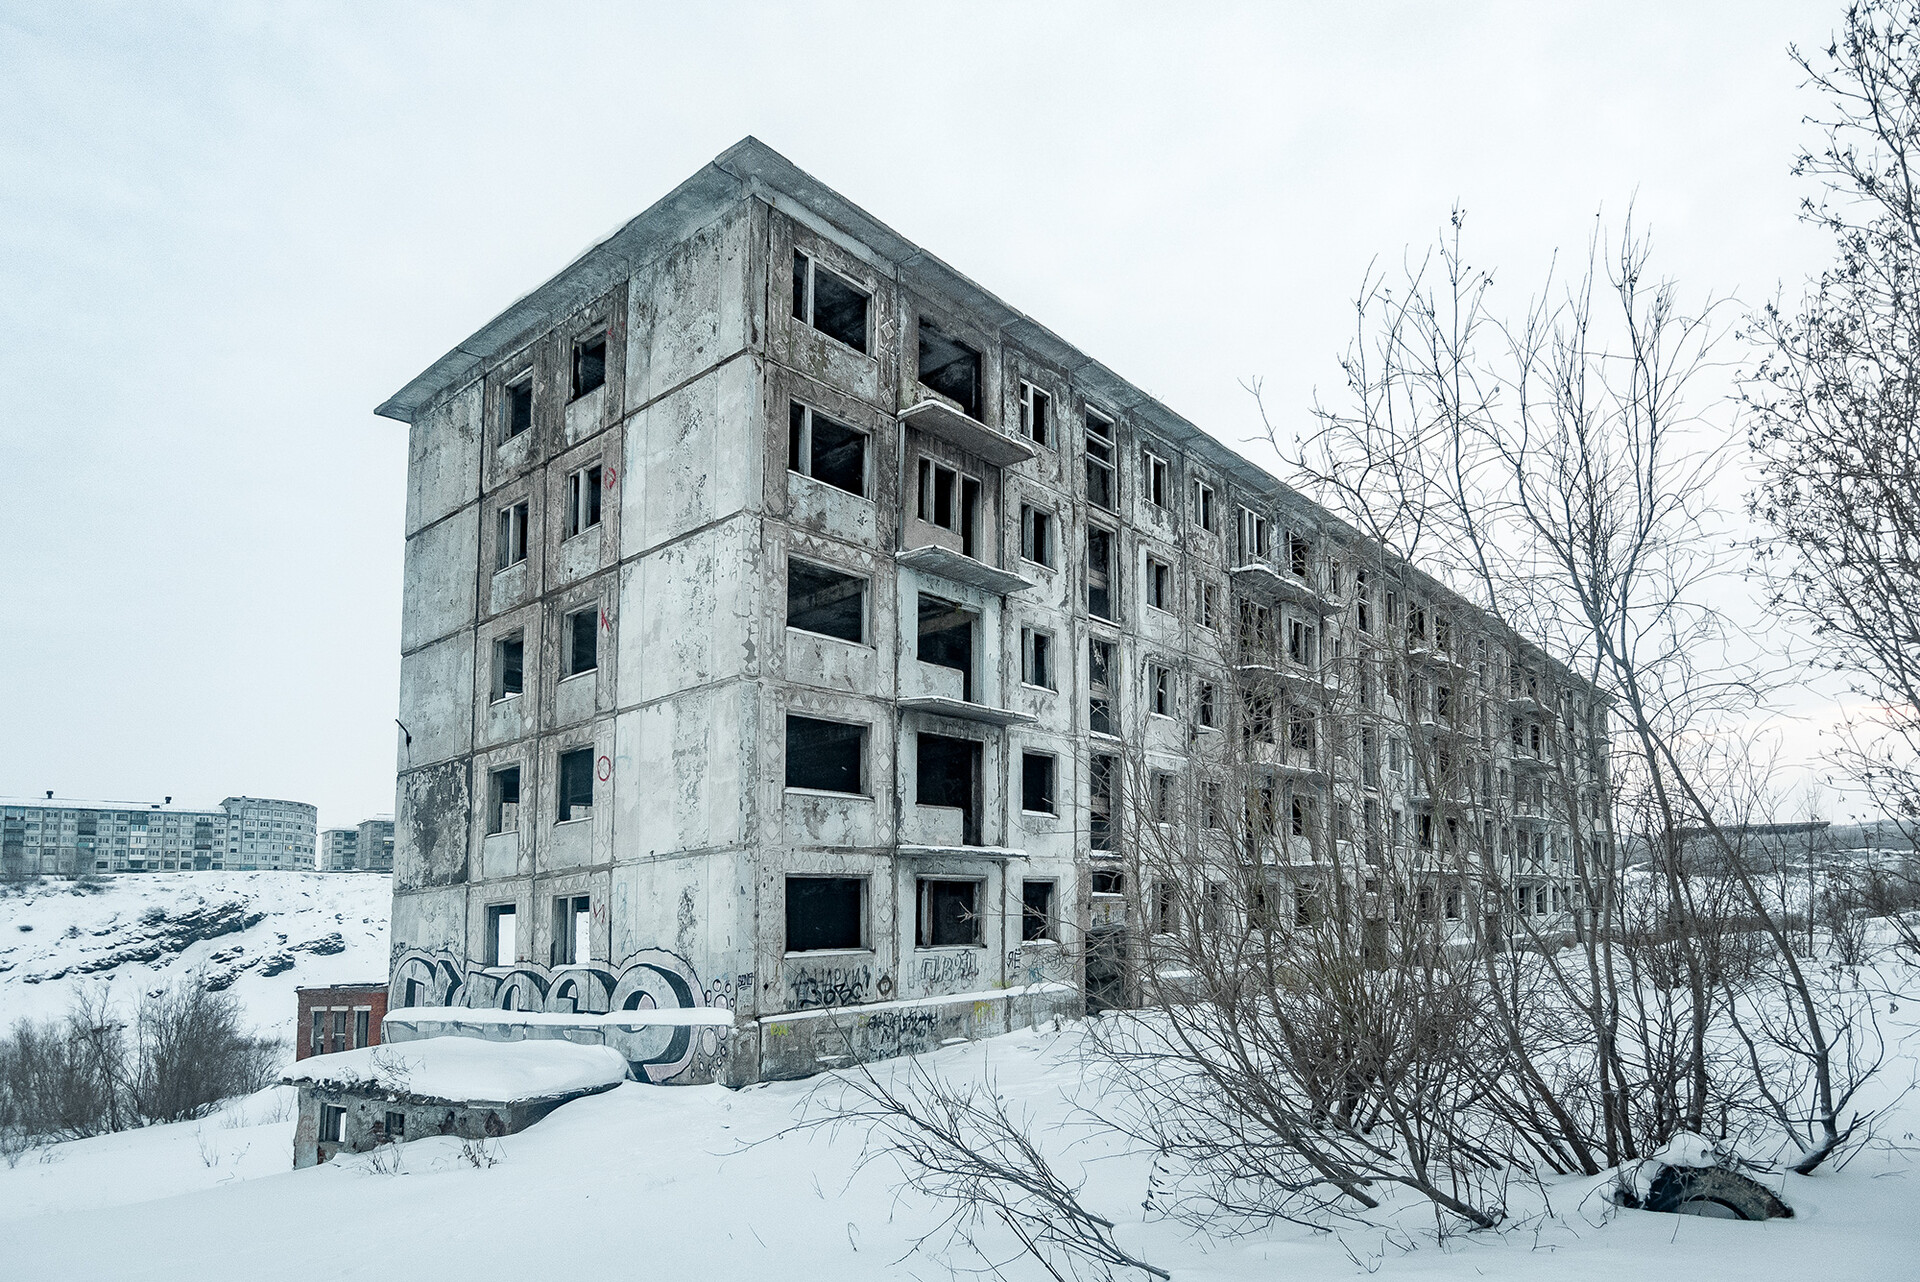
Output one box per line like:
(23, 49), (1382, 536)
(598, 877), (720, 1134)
(281, 1037), (629, 1104)
(387, 1005), (734, 1030)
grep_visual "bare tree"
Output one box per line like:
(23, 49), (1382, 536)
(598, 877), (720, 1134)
(1748, 0), (1920, 849)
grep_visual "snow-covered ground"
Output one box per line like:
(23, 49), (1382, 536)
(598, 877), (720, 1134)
(4, 876), (1919, 1279)
(0, 872), (390, 1039)
(4, 1013), (1920, 1280)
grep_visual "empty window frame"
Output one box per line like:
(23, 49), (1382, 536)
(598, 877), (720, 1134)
(791, 251), (870, 353)
(1191, 478), (1216, 532)
(1021, 627), (1054, 689)
(1019, 504), (1055, 567)
(1238, 507), (1270, 561)
(1149, 663), (1172, 718)
(495, 501), (529, 572)
(1146, 555), (1172, 613)
(1021, 879), (1056, 942)
(787, 559), (866, 644)
(486, 765), (521, 835)
(502, 375), (533, 442)
(564, 606), (599, 678)
(917, 320), (981, 417)
(918, 594), (977, 701)
(1090, 752), (1117, 852)
(485, 903), (517, 966)
(1087, 527), (1117, 621)
(916, 458), (982, 555)
(1021, 751), (1057, 814)
(384, 1111), (405, 1140)
(785, 876), (866, 952)
(1151, 771), (1175, 824)
(552, 894), (591, 967)
(916, 878), (982, 948)
(1019, 381), (1051, 445)
(565, 464), (603, 538)
(1287, 617), (1317, 667)
(1288, 533), (1312, 580)
(1091, 866), (1125, 895)
(785, 716), (866, 794)
(557, 748), (594, 822)
(1287, 705), (1315, 752)
(1197, 581), (1220, 630)
(1142, 449), (1169, 508)
(491, 632), (524, 702)
(1155, 881), (1178, 933)
(571, 333), (607, 400)
(321, 1104), (346, 1145)
(1197, 680), (1217, 729)
(787, 402), (868, 496)
(1355, 570), (1373, 633)
(1085, 410), (1115, 510)
(1089, 639), (1115, 736)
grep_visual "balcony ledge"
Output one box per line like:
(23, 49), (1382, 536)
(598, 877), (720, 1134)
(897, 544), (1034, 596)
(899, 399), (1037, 467)
(897, 695), (1038, 727)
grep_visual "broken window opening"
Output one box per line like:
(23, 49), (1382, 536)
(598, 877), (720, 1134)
(1089, 639), (1115, 736)
(571, 334), (607, 400)
(787, 401), (868, 496)
(384, 1111), (405, 1141)
(917, 593), (976, 702)
(792, 251), (870, 353)
(1147, 555), (1171, 612)
(1022, 628), (1054, 690)
(495, 501), (529, 573)
(503, 377), (533, 442)
(916, 733), (983, 846)
(785, 716), (866, 794)
(1142, 449), (1168, 508)
(1152, 771), (1175, 824)
(917, 320), (981, 417)
(1091, 866), (1124, 896)
(1085, 411), (1115, 510)
(1020, 504), (1054, 567)
(486, 903), (516, 966)
(1019, 381), (1051, 445)
(565, 464), (603, 538)
(1087, 526), (1117, 621)
(1289, 534), (1311, 580)
(565, 606), (599, 678)
(1191, 478), (1216, 531)
(491, 633), (524, 702)
(486, 765), (521, 835)
(787, 559), (866, 644)
(1090, 752), (1117, 852)
(786, 876), (866, 952)
(552, 894), (591, 967)
(557, 748), (594, 823)
(916, 458), (980, 554)
(1198, 581), (1219, 630)
(916, 878), (982, 948)
(1021, 879), (1056, 942)
(1198, 680), (1217, 729)
(1150, 664), (1172, 718)
(1239, 507), (1270, 561)
(1021, 751), (1057, 814)
(321, 1104), (345, 1145)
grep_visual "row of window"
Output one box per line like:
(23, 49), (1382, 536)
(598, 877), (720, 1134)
(488, 607), (601, 702)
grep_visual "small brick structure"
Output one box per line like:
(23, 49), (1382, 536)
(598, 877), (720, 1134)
(295, 982), (389, 1061)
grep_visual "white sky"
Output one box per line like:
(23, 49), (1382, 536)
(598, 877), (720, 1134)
(0, 1), (1859, 832)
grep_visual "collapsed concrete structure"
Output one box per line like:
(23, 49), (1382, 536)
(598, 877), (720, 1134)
(374, 138), (1604, 1086)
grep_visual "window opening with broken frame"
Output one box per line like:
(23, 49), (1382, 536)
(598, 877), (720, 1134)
(1021, 879), (1056, 942)
(1085, 410), (1115, 510)
(1019, 381), (1051, 445)
(491, 632), (524, 702)
(1022, 751), (1056, 814)
(917, 320), (981, 417)
(787, 559), (866, 644)
(487, 765), (521, 835)
(495, 501), (529, 573)
(564, 606), (598, 677)
(788, 401), (867, 496)
(785, 716), (866, 794)
(571, 333), (606, 400)
(791, 251), (870, 353)
(557, 748), (594, 822)
(565, 464), (603, 538)
(916, 878), (982, 948)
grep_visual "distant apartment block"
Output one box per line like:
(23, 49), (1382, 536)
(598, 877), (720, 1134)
(319, 818), (396, 872)
(0, 795), (317, 875)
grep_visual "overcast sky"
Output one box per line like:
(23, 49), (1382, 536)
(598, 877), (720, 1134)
(0, 1), (1857, 832)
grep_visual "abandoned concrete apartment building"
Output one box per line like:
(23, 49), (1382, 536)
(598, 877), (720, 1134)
(376, 138), (1601, 1085)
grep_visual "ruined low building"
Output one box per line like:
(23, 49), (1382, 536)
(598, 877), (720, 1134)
(283, 1037), (628, 1167)
(375, 138), (1604, 1086)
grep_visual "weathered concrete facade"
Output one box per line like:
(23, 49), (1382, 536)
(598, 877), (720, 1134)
(376, 139), (1600, 1085)
(0, 794), (316, 875)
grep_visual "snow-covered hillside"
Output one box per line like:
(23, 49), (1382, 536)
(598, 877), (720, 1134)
(0, 872), (390, 1040)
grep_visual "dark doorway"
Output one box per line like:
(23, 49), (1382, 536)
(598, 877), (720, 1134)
(916, 732), (983, 846)
(917, 593), (975, 702)
(1086, 927), (1128, 1013)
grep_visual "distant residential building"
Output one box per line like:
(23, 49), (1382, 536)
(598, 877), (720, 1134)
(318, 818), (395, 872)
(0, 795), (316, 876)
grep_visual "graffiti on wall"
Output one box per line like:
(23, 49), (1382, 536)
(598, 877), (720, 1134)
(388, 946), (736, 1084)
(915, 950), (980, 986)
(787, 962), (879, 1010)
